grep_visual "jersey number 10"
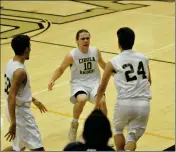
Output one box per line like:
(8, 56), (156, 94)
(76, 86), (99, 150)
(122, 61), (147, 82)
(84, 62), (92, 70)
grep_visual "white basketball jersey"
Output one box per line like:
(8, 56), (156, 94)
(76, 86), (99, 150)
(70, 47), (101, 86)
(4, 59), (32, 105)
(110, 50), (152, 100)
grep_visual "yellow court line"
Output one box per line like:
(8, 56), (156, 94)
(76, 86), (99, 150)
(144, 132), (175, 141)
(31, 106), (175, 141)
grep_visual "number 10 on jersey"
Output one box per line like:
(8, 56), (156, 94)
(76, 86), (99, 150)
(84, 62), (92, 70)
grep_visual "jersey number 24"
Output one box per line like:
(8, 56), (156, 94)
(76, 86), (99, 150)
(122, 61), (147, 82)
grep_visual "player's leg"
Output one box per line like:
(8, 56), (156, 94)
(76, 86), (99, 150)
(125, 124), (149, 151)
(3, 105), (26, 151)
(114, 134), (125, 150)
(69, 89), (88, 142)
(16, 107), (44, 151)
(113, 102), (130, 150)
(73, 91), (88, 119)
(2, 124), (27, 151)
(124, 133), (137, 151)
(125, 100), (150, 151)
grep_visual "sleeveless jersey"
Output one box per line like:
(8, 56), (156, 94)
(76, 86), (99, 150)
(70, 47), (101, 87)
(110, 50), (152, 100)
(4, 59), (32, 105)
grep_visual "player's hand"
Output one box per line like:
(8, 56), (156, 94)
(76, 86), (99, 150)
(48, 81), (55, 91)
(33, 100), (47, 113)
(5, 123), (16, 142)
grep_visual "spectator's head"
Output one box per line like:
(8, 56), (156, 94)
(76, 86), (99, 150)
(83, 109), (112, 147)
(11, 34), (31, 60)
(117, 27), (135, 51)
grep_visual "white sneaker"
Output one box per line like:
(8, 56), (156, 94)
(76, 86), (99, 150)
(68, 121), (79, 142)
(108, 138), (114, 147)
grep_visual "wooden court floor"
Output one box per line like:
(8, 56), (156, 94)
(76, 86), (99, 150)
(0, 0), (175, 151)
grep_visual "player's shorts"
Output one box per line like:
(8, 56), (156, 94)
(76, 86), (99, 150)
(70, 83), (99, 104)
(5, 103), (43, 151)
(113, 98), (150, 142)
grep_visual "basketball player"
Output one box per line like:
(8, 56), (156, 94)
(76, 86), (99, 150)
(48, 29), (108, 142)
(96, 27), (152, 151)
(3, 35), (47, 151)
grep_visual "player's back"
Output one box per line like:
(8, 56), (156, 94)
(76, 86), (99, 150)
(110, 50), (152, 100)
(4, 59), (32, 105)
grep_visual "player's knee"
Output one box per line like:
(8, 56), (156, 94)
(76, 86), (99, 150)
(113, 126), (123, 135)
(127, 128), (145, 143)
(77, 99), (87, 107)
(77, 94), (88, 104)
(113, 121), (125, 135)
(136, 128), (145, 140)
(126, 132), (137, 143)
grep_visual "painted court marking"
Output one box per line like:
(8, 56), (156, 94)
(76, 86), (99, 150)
(128, 11), (174, 18)
(147, 43), (174, 55)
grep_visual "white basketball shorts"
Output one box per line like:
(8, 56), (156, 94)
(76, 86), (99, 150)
(5, 104), (43, 151)
(70, 83), (100, 104)
(113, 98), (150, 142)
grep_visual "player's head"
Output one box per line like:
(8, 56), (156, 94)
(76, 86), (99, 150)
(83, 109), (112, 147)
(76, 29), (90, 51)
(117, 27), (135, 51)
(11, 34), (31, 60)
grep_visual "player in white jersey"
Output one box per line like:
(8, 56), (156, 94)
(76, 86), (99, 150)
(48, 29), (108, 142)
(3, 35), (47, 151)
(96, 27), (152, 151)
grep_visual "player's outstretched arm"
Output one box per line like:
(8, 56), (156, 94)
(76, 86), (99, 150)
(48, 54), (73, 91)
(97, 49), (106, 70)
(96, 62), (114, 108)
